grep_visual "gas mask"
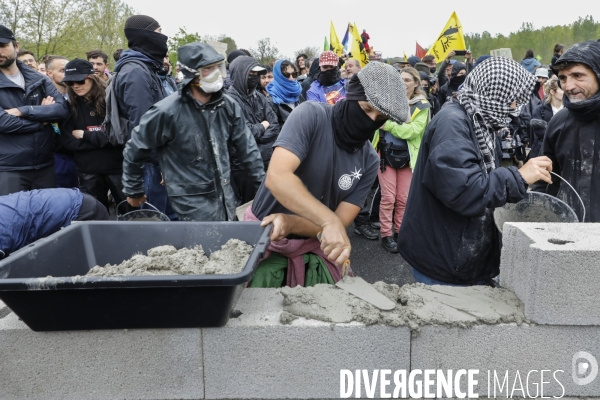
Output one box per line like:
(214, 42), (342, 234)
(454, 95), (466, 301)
(187, 62), (227, 93)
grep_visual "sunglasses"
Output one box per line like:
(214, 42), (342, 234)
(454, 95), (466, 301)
(65, 77), (88, 86)
(282, 71), (298, 79)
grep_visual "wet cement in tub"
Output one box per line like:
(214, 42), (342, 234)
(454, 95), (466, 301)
(86, 239), (253, 277)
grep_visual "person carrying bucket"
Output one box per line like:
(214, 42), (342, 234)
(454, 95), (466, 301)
(531, 41), (600, 223)
(397, 57), (554, 287)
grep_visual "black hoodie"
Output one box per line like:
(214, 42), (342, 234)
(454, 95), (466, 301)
(226, 56), (280, 167)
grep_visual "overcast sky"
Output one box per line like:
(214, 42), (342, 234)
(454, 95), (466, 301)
(123, 0), (599, 60)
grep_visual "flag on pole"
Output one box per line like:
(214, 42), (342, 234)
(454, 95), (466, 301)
(403, 52), (408, 62)
(348, 22), (369, 67)
(341, 24), (350, 53)
(426, 11), (467, 63)
(416, 42), (427, 59)
(330, 21), (344, 56)
(324, 36), (329, 51)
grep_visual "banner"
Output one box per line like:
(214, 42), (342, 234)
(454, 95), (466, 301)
(341, 24), (350, 53)
(416, 42), (427, 59)
(426, 11), (467, 63)
(330, 21), (344, 56)
(348, 22), (369, 67)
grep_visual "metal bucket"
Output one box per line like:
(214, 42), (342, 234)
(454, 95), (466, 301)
(116, 200), (170, 222)
(493, 191), (578, 234)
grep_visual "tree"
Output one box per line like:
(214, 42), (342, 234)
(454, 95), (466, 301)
(250, 37), (280, 65)
(294, 46), (320, 60)
(0, 0), (132, 59)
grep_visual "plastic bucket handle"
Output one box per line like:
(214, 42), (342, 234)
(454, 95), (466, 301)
(116, 200), (169, 221)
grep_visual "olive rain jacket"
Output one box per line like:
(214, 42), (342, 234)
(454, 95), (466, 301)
(122, 85), (265, 221)
(0, 61), (69, 171)
(397, 102), (527, 285)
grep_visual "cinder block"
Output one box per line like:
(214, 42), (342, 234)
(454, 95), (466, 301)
(0, 312), (204, 400)
(203, 288), (411, 399)
(0, 299), (10, 319)
(500, 223), (600, 325)
(412, 324), (600, 398)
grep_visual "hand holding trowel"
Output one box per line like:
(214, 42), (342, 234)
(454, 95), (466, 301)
(318, 232), (396, 311)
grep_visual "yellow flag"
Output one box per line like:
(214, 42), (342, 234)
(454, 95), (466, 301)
(426, 11), (467, 63)
(348, 22), (369, 67)
(403, 52), (408, 62)
(330, 21), (344, 56)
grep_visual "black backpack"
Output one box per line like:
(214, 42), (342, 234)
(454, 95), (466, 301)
(379, 130), (410, 170)
(102, 60), (162, 146)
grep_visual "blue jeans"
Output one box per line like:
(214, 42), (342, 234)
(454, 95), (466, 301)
(411, 267), (487, 287)
(143, 163), (178, 221)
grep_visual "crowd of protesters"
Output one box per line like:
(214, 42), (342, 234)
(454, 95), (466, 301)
(1, 16), (599, 288)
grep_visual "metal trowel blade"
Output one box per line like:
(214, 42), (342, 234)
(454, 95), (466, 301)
(336, 276), (396, 310)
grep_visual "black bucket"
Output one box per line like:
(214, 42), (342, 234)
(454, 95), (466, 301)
(116, 200), (170, 222)
(493, 191), (578, 234)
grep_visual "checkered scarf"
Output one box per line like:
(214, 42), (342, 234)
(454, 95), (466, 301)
(456, 57), (536, 173)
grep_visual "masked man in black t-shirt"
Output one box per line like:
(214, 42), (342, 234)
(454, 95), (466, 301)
(244, 62), (409, 287)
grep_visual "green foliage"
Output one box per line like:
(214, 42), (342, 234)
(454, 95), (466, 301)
(167, 29), (237, 66)
(465, 16), (600, 64)
(250, 38), (280, 65)
(0, 0), (134, 60)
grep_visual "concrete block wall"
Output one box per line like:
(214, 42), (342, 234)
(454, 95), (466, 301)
(0, 312), (204, 400)
(3, 288), (600, 399)
(500, 223), (600, 325)
(2, 222), (600, 399)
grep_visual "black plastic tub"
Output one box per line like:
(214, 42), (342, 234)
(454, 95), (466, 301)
(0, 221), (271, 331)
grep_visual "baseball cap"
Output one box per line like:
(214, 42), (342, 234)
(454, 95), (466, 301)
(0, 24), (16, 44)
(251, 65), (266, 73)
(62, 59), (95, 82)
(535, 67), (549, 78)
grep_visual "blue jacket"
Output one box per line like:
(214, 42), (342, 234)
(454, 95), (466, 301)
(306, 79), (347, 104)
(113, 50), (167, 140)
(397, 102), (527, 284)
(0, 188), (83, 258)
(520, 58), (541, 74)
(0, 61), (70, 171)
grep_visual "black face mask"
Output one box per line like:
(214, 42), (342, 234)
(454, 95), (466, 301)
(449, 74), (466, 90)
(317, 68), (341, 87)
(247, 74), (260, 92)
(430, 67), (437, 74)
(125, 28), (168, 64)
(331, 100), (384, 153)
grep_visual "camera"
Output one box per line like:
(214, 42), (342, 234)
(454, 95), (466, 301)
(499, 127), (525, 160)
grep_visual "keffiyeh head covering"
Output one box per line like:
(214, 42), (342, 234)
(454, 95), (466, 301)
(456, 57), (536, 173)
(356, 62), (410, 124)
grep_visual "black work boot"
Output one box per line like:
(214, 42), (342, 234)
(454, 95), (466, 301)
(381, 236), (398, 253)
(354, 223), (379, 240)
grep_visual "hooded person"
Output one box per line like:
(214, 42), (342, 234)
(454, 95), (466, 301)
(223, 49), (252, 91)
(300, 56), (320, 103)
(122, 42), (265, 221)
(531, 41), (600, 222)
(244, 62), (410, 287)
(306, 51), (347, 104)
(439, 61), (467, 105)
(226, 55), (281, 204)
(111, 15), (177, 220)
(397, 57), (554, 286)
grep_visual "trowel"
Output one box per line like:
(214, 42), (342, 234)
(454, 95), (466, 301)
(335, 260), (396, 311)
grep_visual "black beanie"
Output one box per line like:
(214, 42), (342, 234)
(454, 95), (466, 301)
(124, 15), (160, 31)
